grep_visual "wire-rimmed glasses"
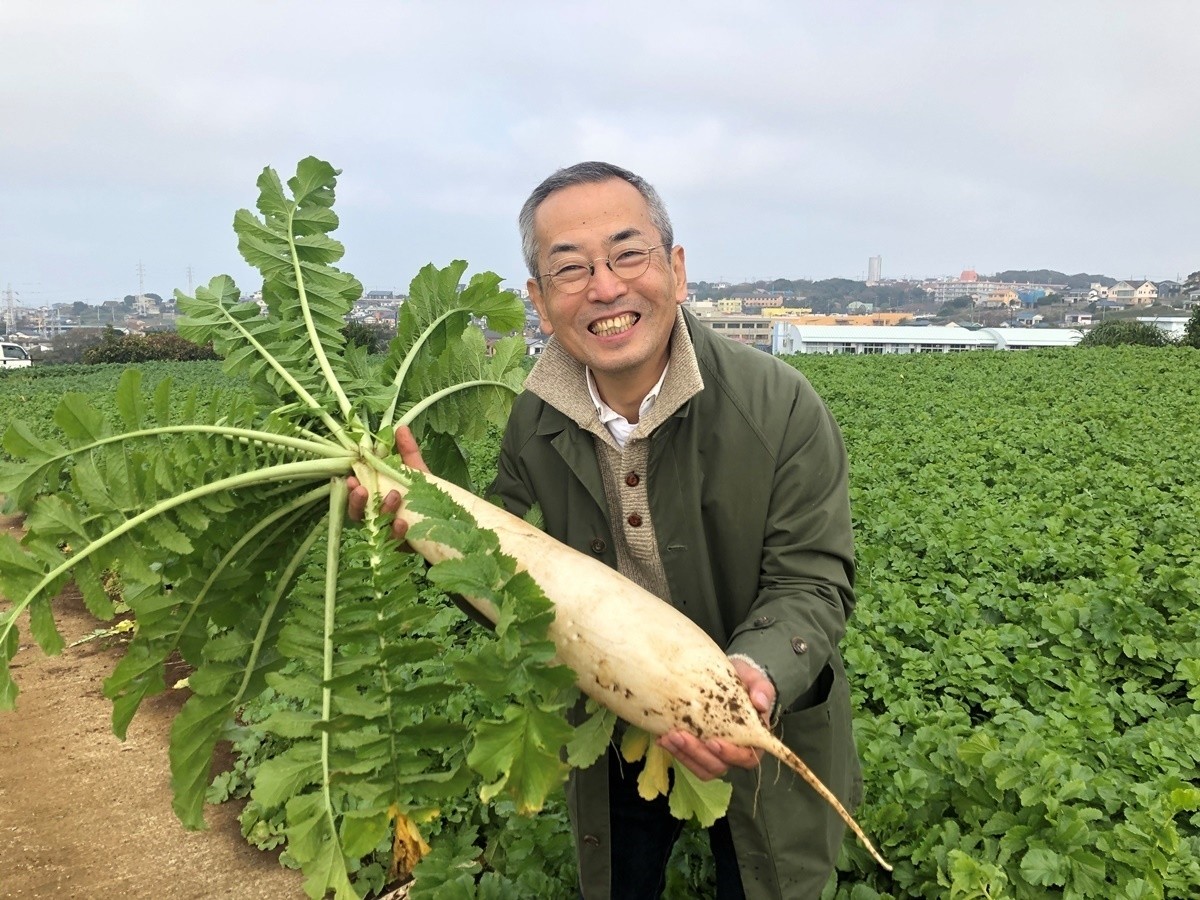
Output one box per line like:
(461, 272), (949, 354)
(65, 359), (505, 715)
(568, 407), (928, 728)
(537, 243), (663, 294)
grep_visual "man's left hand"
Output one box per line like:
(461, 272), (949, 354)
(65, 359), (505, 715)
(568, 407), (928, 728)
(656, 658), (776, 781)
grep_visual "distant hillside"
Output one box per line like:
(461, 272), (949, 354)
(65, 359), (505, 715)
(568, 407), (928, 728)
(988, 270), (1115, 290)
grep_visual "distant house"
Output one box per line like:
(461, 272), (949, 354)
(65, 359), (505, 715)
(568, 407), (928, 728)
(1133, 281), (1159, 305)
(1065, 312), (1094, 326)
(1156, 280), (1181, 298)
(1013, 311), (1044, 326)
(1017, 289), (1047, 307)
(1093, 299), (1128, 313)
(1107, 281), (1136, 302)
(981, 289), (1020, 309)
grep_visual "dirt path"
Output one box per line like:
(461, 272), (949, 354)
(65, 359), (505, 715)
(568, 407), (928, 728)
(0, 515), (305, 899)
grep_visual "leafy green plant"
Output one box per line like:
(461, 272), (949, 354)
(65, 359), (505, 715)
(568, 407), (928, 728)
(81, 327), (220, 364)
(0, 157), (582, 898)
(1181, 304), (1200, 349)
(341, 320), (388, 354)
(1078, 320), (1171, 347)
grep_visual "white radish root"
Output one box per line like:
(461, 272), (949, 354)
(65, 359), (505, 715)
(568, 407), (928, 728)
(354, 462), (892, 871)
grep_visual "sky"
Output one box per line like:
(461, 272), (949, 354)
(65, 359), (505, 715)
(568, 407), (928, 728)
(2, 1), (1198, 307)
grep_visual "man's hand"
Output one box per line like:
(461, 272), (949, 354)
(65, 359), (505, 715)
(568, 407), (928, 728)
(346, 425), (430, 543)
(656, 657), (776, 781)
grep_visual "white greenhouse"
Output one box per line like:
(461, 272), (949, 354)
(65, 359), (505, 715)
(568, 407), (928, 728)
(771, 324), (1083, 355)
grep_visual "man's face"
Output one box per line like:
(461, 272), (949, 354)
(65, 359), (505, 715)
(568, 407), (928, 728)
(527, 178), (687, 395)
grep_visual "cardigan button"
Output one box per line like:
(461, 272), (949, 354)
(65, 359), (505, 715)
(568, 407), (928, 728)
(625, 472), (640, 487)
(753, 615), (774, 627)
(589, 539), (606, 554)
(791, 637), (809, 654)
(582, 834), (601, 847)
(627, 514), (643, 527)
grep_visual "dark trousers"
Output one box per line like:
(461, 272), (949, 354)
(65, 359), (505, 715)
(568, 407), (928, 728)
(604, 748), (746, 899)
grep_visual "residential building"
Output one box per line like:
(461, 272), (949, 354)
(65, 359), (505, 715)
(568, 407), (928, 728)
(1107, 281), (1138, 303)
(1017, 289), (1048, 307)
(982, 290), (1020, 309)
(688, 308), (774, 348)
(1133, 281), (1159, 305)
(925, 273), (1067, 305)
(721, 290), (793, 311)
(867, 255), (882, 285)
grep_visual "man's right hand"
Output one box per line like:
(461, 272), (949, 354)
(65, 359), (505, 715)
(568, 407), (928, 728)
(347, 425), (430, 543)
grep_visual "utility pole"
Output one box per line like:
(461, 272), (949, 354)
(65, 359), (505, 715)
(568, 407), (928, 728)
(186, 265), (194, 292)
(135, 260), (148, 318)
(2, 284), (16, 333)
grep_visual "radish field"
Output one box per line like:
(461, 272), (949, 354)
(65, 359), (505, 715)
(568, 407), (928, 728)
(2, 345), (1197, 899)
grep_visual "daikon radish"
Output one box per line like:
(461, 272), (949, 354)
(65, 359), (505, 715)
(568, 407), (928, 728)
(354, 461), (892, 872)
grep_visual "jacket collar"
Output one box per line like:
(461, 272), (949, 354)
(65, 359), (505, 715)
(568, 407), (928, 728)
(524, 306), (705, 445)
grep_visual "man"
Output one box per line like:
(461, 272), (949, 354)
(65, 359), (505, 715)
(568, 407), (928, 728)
(355, 162), (861, 899)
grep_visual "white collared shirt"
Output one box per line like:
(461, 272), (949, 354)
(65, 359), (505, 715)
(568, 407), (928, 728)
(586, 363), (670, 449)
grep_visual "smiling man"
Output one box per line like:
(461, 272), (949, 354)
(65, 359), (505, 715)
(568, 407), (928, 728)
(523, 176), (684, 421)
(489, 161), (863, 899)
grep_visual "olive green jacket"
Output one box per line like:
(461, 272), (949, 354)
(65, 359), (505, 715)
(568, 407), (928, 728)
(489, 308), (862, 899)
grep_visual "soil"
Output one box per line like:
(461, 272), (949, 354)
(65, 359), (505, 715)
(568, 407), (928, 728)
(0, 513), (306, 899)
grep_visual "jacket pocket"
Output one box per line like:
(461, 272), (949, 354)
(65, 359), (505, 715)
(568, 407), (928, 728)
(776, 660), (859, 810)
(783, 659), (834, 716)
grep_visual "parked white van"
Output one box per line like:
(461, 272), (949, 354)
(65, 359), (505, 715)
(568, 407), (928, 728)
(1, 342), (32, 369)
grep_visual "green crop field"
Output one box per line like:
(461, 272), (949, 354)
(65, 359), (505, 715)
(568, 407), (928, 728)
(0, 361), (242, 445)
(793, 346), (1200, 899)
(2, 346), (1197, 899)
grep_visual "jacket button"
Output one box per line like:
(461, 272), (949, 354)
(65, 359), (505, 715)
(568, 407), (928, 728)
(627, 514), (643, 527)
(753, 615), (774, 627)
(583, 834), (601, 847)
(791, 637), (809, 654)
(589, 539), (606, 554)
(625, 472), (640, 487)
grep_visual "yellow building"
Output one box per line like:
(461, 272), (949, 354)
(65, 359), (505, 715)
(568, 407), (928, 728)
(982, 290), (1020, 309)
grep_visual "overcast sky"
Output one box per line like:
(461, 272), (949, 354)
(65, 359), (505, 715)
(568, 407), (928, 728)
(3, 1), (1198, 306)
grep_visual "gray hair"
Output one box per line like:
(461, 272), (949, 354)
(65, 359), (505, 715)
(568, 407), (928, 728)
(518, 161), (675, 279)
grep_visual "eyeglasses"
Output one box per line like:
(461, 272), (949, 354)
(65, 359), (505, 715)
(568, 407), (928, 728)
(537, 243), (663, 294)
